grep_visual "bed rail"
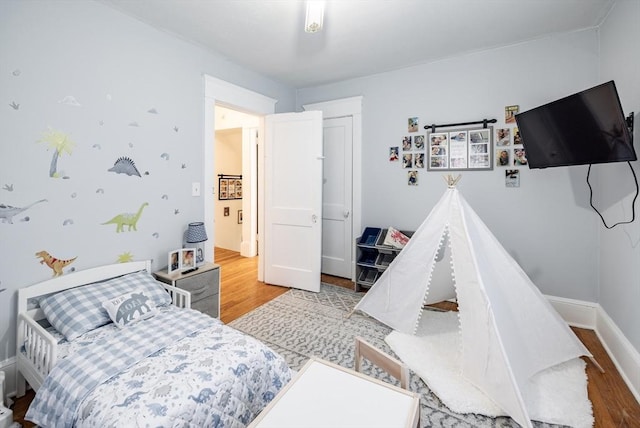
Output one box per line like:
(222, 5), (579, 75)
(17, 312), (57, 392)
(161, 283), (191, 309)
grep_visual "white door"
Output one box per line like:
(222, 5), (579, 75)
(321, 117), (353, 278)
(264, 111), (323, 292)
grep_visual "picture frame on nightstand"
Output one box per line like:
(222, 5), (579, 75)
(168, 250), (181, 274)
(168, 248), (196, 273)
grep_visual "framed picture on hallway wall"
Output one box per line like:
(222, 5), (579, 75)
(218, 175), (242, 200)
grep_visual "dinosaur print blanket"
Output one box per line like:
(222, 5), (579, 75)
(26, 306), (293, 428)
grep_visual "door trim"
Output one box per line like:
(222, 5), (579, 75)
(303, 96), (362, 281)
(204, 75), (277, 267)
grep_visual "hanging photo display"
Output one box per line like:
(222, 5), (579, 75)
(427, 127), (493, 171)
(218, 175), (242, 200)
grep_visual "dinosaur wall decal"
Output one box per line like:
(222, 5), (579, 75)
(102, 202), (149, 233)
(36, 250), (77, 277)
(0, 199), (47, 223)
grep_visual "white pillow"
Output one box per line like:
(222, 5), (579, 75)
(102, 289), (157, 328)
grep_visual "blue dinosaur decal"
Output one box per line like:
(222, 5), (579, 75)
(230, 363), (249, 377)
(115, 391), (146, 407)
(188, 388), (216, 404)
(146, 403), (168, 417)
(195, 371), (213, 382)
(272, 374), (283, 389)
(205, 343), (226, 351)
(164, 362), (190, 374)
(261, 349), (277, 361)
(218, 391), (232, 408)
(262, 391), (275, 402)
(125, 379), (144, 389)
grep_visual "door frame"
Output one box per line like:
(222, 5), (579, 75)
(303, 96), (362, 280)
(203, 75), (277, 274)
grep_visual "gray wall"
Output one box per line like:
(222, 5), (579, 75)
(598, 0), (640, 352)
(0, 0), (295, 361)
(297, 29), (602, 303)
(298, 6), (640, 354)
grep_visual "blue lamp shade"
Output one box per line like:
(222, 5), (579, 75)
(185, 222), (208, 265)
(186, 222), (208, 243)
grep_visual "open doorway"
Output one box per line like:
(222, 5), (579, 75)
(204, 76), (362, 285)
(214, 105), (259, 261)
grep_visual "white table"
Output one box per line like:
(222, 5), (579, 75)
(249, 357), (420, 428)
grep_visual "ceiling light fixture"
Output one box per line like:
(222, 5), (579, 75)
(305, 0), (325, 33)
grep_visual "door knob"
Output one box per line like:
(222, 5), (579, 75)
(344, 210), (350, 218)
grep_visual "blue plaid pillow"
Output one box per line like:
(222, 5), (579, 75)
(40, 270), (171, 341)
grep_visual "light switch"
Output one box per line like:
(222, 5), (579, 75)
(192, 182), (201, 197)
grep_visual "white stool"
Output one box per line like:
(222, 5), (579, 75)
(0, 372), (13, 428)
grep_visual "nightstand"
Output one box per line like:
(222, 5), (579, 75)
(154, 262), (220, 318)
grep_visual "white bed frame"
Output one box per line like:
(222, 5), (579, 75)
(15, 260), (191, 397)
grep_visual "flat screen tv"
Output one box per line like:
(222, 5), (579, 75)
(515, 81), (636, 169)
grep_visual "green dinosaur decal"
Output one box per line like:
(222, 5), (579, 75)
(102, 202), (149, 233)
(38, 128), (75, 178)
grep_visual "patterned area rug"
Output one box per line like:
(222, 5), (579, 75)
(229, 284), (567, 428)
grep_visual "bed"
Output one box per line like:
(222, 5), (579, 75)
(16, 260), (293, 428)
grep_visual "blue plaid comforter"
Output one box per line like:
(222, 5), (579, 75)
(26, 307), (292, 428)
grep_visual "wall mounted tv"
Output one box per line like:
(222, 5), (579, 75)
(515, 81), (636, 169)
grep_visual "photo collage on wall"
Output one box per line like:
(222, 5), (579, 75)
(497, 105), (527, 187)
(389, 117), (424, 185)
(389, 107), (527, 187)
(427, 128), (492, 171)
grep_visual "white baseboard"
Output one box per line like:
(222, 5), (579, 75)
(547, 294), (640, 404)
(547, 294), (598, 329)
(594, 305), (640, 404)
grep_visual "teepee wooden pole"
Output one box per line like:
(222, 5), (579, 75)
(443, 174), (462, 188)
(589, 356), (605, 373)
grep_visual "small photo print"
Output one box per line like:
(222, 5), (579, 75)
(430, 133), (448, 147)
(408, 117), (419, 132)
(505, 105), (519, 123)
(402, 136), (412, 151)
(506, 169), (520, 187)
(496, 149), (511, 166)
(402, 153), (413, 168)
(408, 170), (418, 186)
(431, 145), (446, 156)
(430, 156), (448, 169)
(168, 250), (181, 274)
(414, 153), (425, 168)
(496, 128), (511, 146)
(470, 154), (490, 168)
(513, 127), (522, 145)
(389, 146), (399, 161)
(450, 131), (467, 143)
(513, 148), (528, 166)
(469, 130), (489, 144)
(414, 135), (425, 150)
(181, 248), (196, 270)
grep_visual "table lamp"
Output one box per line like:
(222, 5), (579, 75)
(185, 222), (208, 266)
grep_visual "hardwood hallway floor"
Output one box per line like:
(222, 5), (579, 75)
(10, 249), (640, 427)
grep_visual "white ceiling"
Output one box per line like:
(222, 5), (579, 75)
(99, 0), (615, 88)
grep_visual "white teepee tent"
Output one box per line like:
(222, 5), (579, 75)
(353, 180), (593, 428)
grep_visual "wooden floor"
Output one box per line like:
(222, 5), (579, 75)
(11, 248), (640, 427)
